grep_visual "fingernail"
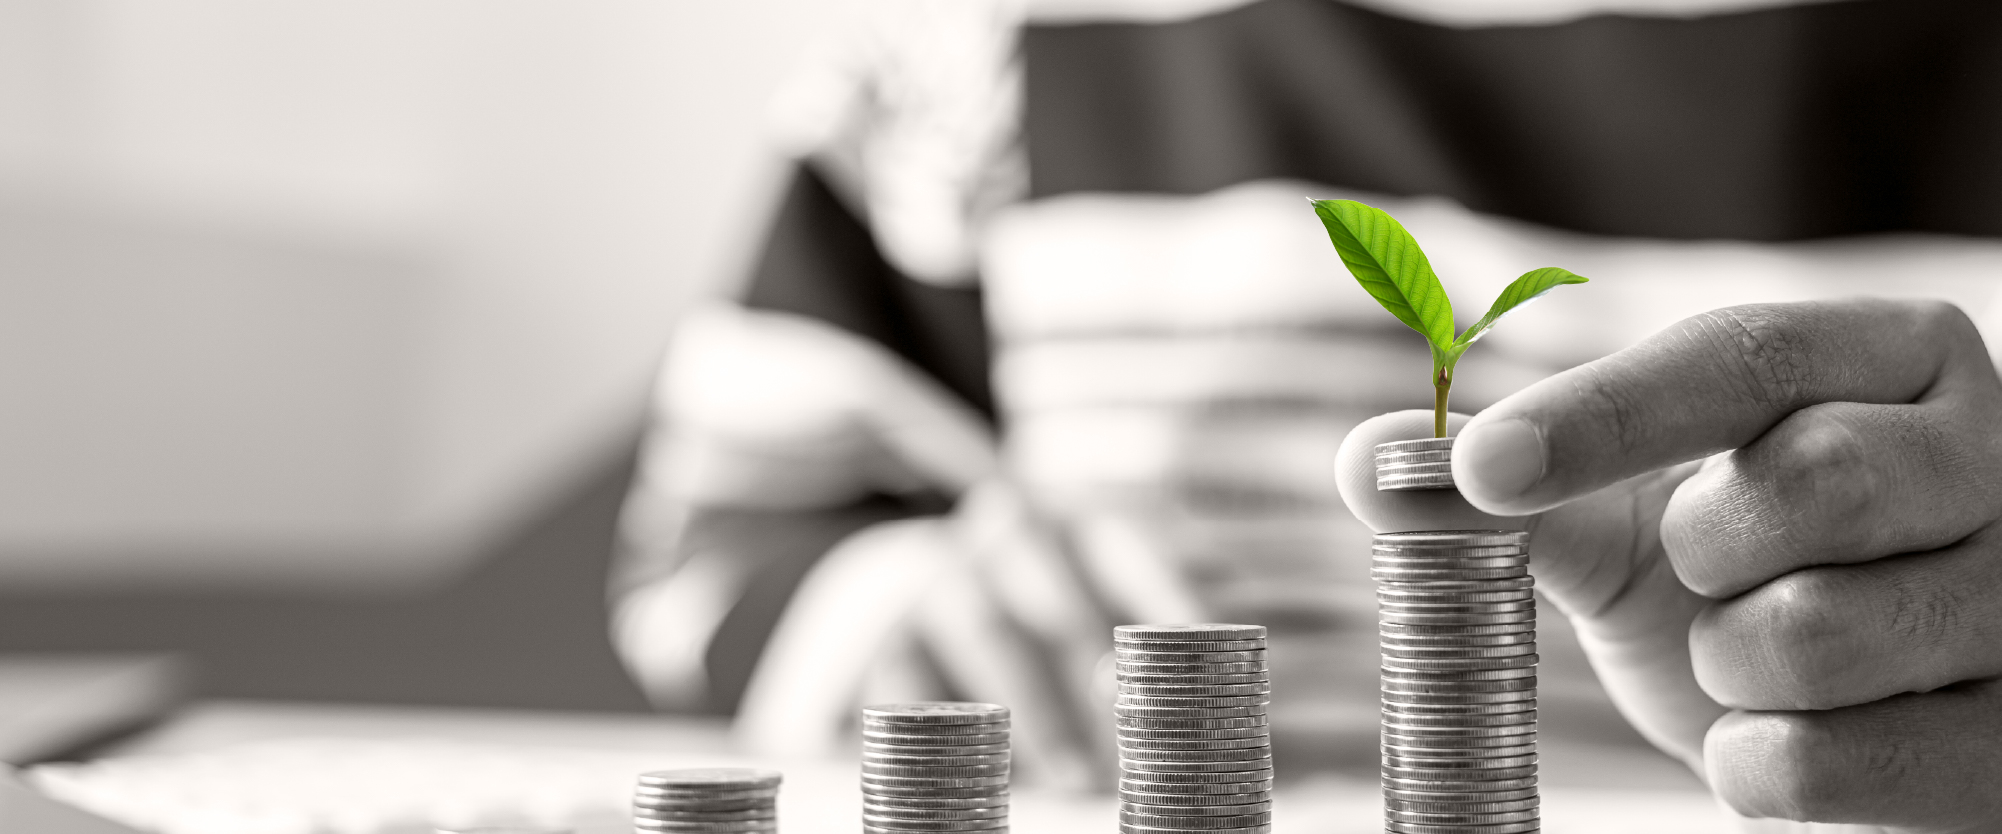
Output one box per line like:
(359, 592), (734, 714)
(1458, 418), (1544, 501)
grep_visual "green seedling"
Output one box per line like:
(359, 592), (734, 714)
(1310, 199), (1588, 439)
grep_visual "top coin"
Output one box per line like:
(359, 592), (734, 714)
(1374, 531), (1529, 548)
(1376, 438), (1454, 454)
(862, 702), (1011, 725)
(637, 768), (783, 789)
(1115, 624), (1267, 642)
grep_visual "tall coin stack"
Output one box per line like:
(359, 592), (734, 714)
(1113, 624), (1275, 834)
(1373, 436), (1539, 834)
(860, 702), (1011, 833)
(632, 768), (780, 833)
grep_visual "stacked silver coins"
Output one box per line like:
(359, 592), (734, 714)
(1376, 437), (1455, 491)
(632, 768), (780, 833)
(1374, 530), (1538, 833)
(861, 702), (1010, 832)
(1114, 624), (1275, 834)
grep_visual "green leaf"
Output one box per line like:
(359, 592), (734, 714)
(1453, 267), (1589, 349)
(1310, 199), (1454, 353)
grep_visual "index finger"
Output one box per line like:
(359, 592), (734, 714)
(1454, 298), (1987, 516)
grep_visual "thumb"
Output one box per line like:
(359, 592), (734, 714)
(1336, 410), (1723, 769)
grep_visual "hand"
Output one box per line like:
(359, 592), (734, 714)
(1337, 299), (2002, 831)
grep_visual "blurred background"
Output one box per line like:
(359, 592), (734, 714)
(0, 0), (863, 711)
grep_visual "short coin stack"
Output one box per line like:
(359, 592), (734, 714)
(1114, 624), (1275, 834)
(1374, 530), (1539, 833)
(1375, 437), (1456, 491)
(632, 768), (780, 833)
(860, 702), (1010, 832)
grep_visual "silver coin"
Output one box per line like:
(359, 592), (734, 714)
(1116, 824), (1270, 834)
(1117, 661), (1269, 675)
(1115, 624), (1267, 642)
(865, 794), (1011, 810)
(1121, 745), (1272, 763)
(1116, 693), (1269, 708)
(1380, 621), (1535, 636)
(1117, 672), (1270, 686)
(1382, 712), (1537, 730)
(1375, 447), (1453, 463)
(1382, 774), (1539, 794)
(1117, 715), (1269, 730)
(863, 703), (1011, 725)
(1118, 682), (1273, 697)
(1116, 649), (1268, 664)
(1381, 698), (1536, 714)
(862, 751), (1012, 767)
(1116, 705), (1269, 719)
(1118, 790), (1274, 807)
(865, 741), (1011, 756)
(1378, 576), (1535, 592)
(1119, 726), (1270, 741)
(864, 720), (1013, 738)
(1383, 723), (1537, 740)
(639, 769), (783, 790)
(1117, 767), (1273, 784)
(1383, 729), (1537, 747)
(1382, 742), (1539, 761)
(1374, 568), (1531, 582)
(864, 803), (1009, 820)
(1386, 806), (1539, 825)
(1118, 735), (1272, 751)
(1371, 547), (1527, 560)
(1115, 639), (1267, 653)
(1120, 810), (1271, 829)
(1383, 665), (1538, 681)
(1381, 643), (1538, 659)
(1119, 778), (1273, 796)
(1119, 801), (1272, 818)
(1383, 820), (1538, 834)
(864, 730), (1012, 746)
(1121, 756), (1274, 774)
(863, 760), (1009, 776)
(1376, 531), (1528, 548)
(860, 812), (1008, 830)
(1379, 612), (1537, 627)
(861, 773), (1011, 788)
(1380, 766), (1538, 784)
(862, 784), (1010, 799)
(1385, 795), (1538, 814)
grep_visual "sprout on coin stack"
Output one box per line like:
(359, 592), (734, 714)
(860, 702), (1011, 833)
(1113, 624), (1275, 834)
(631, 768), (781, 834)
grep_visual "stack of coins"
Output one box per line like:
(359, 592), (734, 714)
(632, 768), (780, 833)
(860, 702), (1010, 832)
(1373, 530), (1538, 833)
(1376, 437), (1455, 491)
(1113, 624), (1274, 834)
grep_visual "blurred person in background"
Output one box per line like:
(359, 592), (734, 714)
(610, 0), (2002, 828)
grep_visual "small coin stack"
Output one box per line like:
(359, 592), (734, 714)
(1374, 529), (1539, 834)
(1376, 437), (1455, 491)
(1114, 624), (1275, 834)
(860, 702), (1010, 833)
(631, 768), (780, 833)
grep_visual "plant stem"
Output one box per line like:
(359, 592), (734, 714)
(1433, 367), (1451, 439)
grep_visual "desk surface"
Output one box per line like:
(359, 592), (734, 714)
(24, 700), (1728, 834)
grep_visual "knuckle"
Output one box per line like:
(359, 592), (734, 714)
(1688, 305), (1816, 409)
(1755, 714), (1851, 820)
(1742, 570), (1861, 710)
(1765, 410), (1880, 528)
